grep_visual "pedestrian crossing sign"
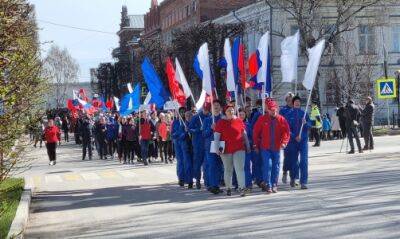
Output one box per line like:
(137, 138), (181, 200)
(376, 78), (397, 99)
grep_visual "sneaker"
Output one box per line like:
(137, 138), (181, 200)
(301, 184), (308, 190)
(272, 187), (278, 193)
(240, 189), (246, 197)
(266, 186), (272, 194)
(179, 180), (184, 187)
(282, 172), (288, 184)
(188, 183), (193, 189)
(260, 182), (267, 192)
(347, 150), (355, 154)
(49, 161), (52, 165)
(226, 189), (232, 196)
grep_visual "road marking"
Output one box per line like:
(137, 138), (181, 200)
(80, 172), (101, 181)
(33, 176), (42, 188)
(118, 170), (136, 178)
(98, 170), (120, 179)
(45, 175), (63, 184)
(63, 173), (82, 181)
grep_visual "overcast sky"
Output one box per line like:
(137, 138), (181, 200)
(29, 0), (164, 82)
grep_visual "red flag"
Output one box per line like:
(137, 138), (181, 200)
(165, 57), (186, 106)
(106, 99), (114, 110)
(248, 51), (260, 78)
(238, 43), (250, 89)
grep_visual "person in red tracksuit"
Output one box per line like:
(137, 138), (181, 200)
(140, 110), (152, 166)
(253, 99), (290, 193)
(44, 119), (61, 166)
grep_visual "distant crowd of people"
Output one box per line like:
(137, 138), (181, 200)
(31, 93), (375, 197)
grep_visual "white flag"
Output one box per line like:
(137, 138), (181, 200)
(127, 83), (133, 93)
(195, 90), (207, 111)
(175, 58), (193, 100)
(257, 31), (270, 84)
(113, 97), (120, 111)
(143, 92), (152, 105)
(198, 43), (213, 95)
(224, 38), (236, 92)
(303, 39), (326, 90)
(281, 31), (299, 83)
(72, 90), (78, 100)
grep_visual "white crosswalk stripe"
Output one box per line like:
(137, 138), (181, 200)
(44, 175), (63, 184)
(80, 172), (101, 181)
(117, 170), (137, 178)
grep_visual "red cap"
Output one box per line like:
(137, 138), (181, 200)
(266, 99), (278, 111)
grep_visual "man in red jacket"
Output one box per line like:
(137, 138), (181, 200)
(140, 110), (152, 166)
(44, 119), (61, 166)
(253, 99), (290, 193)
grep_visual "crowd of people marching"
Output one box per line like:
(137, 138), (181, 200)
(32, 92), (375, 197)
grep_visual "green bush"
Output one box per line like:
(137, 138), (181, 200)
(0, 178), (24, 239)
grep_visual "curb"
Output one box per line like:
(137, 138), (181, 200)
(7, 180), (33, 239)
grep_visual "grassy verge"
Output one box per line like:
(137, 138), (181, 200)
(0, 178), (24, 239)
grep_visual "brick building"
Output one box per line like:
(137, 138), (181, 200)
(143, 0), (256, 43)
(144, 0), (161, 39)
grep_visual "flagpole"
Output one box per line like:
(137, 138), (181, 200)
(298, 89), (312, 140)
(262, 84), (266, 115)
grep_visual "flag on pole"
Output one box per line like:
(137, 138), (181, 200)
(127, 83), (133, 94)
(303, 39), (326, 90)
(166, 57), (186, 106)
(141, 57), (170, 109)
(224, 38), (236, 92)
(120, 84), (141, 116)
(113, 96), (120, 111)
(257, 31), (270, 85)
(281, 31), (300, 83)
(175, 58), (193, 100)
(195, 90), (207, 110)
(238, 40), (250, 89)
(143, 92), (152, 106)
(197, 43), (213, 95)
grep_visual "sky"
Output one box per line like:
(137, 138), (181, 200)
(29, 0), (164, 82)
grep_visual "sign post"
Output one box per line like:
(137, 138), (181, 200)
(376, 77), (397, 127)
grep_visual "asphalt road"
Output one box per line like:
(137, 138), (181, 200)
(19, 135), (400, 239)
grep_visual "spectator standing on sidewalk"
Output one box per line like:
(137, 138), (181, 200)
(345, 99), (363, 154)
(61, 116), (69, 142)
(44, 119), (61, 165)
(362, 96), (375, 150)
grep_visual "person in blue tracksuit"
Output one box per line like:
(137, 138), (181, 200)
(172, 108), (194, 189)
(188, 105), (210, 189)
(286, 96), (311, 189)
(280, 92), (294, 185)
(203, 100), (224, 194)
(171, 108), (186, 187)
(249, 100), (263, 188)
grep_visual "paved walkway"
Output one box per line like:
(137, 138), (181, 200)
(20, 136), (400, 239)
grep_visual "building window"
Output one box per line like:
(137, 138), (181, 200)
(186, 5), (190, 17)
(359, 25), (375, 54)
(392, 25), (400, 52)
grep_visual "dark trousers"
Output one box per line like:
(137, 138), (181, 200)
(107, 139), (116, 156)
(140, 140), (149, 164)
(97, 138), (107, 159)
(82, 139), (92, 160)
(124, 140), (141, 162)
(63, 130), (69, 142)
(149, 140), (158, 158)
(159, 140), (169, 161)
(46, 143), (57, 162)
(347, 126), (362, 151)
(311, 128), (321, 145)
(363, 124), (374, 149)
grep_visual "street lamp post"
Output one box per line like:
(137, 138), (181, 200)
(396, 70), (400, 127)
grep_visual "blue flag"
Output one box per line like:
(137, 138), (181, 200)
(120, 84), (140, 116)
(193, 55), (203, 80)
(141, 57), (170, 109)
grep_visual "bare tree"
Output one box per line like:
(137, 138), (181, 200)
(326, 36), (378, 106)
(43, 45), (79, 108)
(267, 0), (386, 102)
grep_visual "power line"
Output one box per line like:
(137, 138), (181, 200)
(38, 19), (116, 35)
